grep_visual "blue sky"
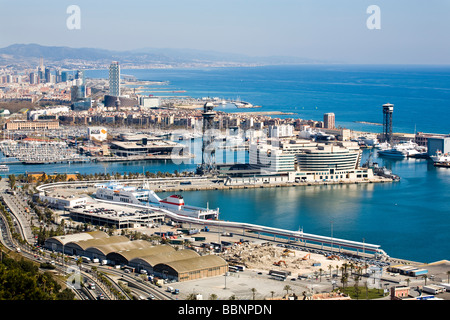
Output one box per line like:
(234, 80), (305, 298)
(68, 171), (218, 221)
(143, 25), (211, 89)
(0, 0), (449, 64)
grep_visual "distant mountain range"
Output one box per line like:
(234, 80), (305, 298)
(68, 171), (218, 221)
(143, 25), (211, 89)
(0, 43), (324, 69)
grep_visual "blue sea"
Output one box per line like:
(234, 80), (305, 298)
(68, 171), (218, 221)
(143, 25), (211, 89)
(4, 65), (450, 263)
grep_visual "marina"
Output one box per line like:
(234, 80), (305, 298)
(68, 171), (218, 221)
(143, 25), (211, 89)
(0, 140), (90, 164)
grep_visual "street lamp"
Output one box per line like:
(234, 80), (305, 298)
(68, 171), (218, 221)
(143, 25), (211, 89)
(330, 221), (333, 254)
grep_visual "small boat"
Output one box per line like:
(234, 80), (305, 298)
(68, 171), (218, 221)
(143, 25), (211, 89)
(430, 151), (450, 163)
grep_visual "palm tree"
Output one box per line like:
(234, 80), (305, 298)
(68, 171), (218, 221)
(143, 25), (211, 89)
(353, 274), (361, 299)
(422, 274), (428, 286)
(405, 278), (411, 291)
(283, 285), (292, 296)
(251, 288), (257, 300)
(209, 293), (218, 300)
(340, 273), (348, 294)
(328, 264), (333, 277)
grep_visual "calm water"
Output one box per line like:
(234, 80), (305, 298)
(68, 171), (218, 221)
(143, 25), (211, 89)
(4, 65), (450, 263)
(88, 64), (450, 134)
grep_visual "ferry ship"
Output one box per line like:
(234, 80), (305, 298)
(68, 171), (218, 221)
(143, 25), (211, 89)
(95, 181), (219, 219)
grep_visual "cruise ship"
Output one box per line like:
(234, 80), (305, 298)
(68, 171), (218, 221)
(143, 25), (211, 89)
(95, 181), (219, 219)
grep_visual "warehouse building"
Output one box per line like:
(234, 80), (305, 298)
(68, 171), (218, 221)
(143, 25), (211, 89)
(153, 255), (228, 282)
(84, 239), (151, 261)
(106, 244), (175, 266)
(64, 235), (130, 257)
(45, 231), (228, 282)
(44, 231), (109, 253)
(129, 249), (199, 273)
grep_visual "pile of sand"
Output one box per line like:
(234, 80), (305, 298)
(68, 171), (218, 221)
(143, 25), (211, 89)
(221, 242), (345, 277)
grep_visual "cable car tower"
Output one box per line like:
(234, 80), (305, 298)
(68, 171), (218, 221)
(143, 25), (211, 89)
(197, 102), (217, 175)
(382, 103), (394, 143)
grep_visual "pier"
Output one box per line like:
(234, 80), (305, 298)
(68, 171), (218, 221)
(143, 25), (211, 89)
(36, 177), (393, 259)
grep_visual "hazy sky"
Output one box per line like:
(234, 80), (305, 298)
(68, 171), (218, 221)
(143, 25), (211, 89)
(1, 0), (450, 64)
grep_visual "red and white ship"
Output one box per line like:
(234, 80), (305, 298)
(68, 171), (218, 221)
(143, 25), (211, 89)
(95, 181), (219, 219)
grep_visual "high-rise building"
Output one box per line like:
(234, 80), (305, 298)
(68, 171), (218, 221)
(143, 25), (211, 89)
(61, 71), (68, 82)
(55, 69), (62, 83)
(45, 67), (52, 83)
(109, 61), (120, 97)
(29, 72), (38, 84)
(323, 113), (335, 129)
(75, 70), (84, 83)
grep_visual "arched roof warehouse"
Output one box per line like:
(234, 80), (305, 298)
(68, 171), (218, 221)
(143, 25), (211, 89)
(129, 249), (200, 270)
(44, 231), (108, 251)
(107, 244), (175, 265)
(153, 255), (228, 282)
(65, 235), (130, 256)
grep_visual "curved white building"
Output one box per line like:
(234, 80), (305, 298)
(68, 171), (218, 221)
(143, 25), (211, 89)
(296, 144), (361, 172)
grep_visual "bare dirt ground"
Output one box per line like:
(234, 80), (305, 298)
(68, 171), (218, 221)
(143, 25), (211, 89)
(220, 242), (344, 277)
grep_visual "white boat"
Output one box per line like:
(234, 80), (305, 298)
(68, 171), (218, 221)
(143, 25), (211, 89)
(378, 140), (422, 158)
(95, 181), (219, 219)
(378, 148), (407, 159)
(374, 141), (391, 150)
(430, 151), (450, 163)
(0, 165), (9, 171)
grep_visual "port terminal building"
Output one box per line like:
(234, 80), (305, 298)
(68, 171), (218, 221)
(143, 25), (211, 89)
(45, 231), (228, 282)
(109, 139), (187, 157)
(222, 139), (374, 185)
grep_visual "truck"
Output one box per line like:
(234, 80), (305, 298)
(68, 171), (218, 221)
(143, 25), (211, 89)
(422, 285), (446, 295)
(166, 286), (174, 293)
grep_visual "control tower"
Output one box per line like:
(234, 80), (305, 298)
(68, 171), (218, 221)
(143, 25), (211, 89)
(382, 103), (394, 143)
(197, 102), (217, 175)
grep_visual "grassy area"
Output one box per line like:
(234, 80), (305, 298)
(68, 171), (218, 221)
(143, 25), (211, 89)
(336, 286), (386, 300)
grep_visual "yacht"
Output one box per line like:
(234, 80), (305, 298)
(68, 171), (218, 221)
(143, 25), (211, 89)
(0, 165), (9, 172)
(430, 151), (450, 163)
(378, 140), (422, 159)
(374, 141), (391, 150)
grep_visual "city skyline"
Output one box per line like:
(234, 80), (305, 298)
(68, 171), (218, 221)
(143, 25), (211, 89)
(0, 1), (450, 65)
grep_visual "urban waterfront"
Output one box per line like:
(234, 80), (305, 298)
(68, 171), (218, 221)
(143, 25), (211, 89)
(2, 142), (449, 264)
(2, 65), (449, 264)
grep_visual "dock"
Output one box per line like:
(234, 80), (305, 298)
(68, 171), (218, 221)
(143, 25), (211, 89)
(144, 177), (393, 193)
(434, 162), (450, 168)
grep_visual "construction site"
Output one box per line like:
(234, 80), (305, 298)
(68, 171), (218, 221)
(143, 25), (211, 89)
(220, 241), (345, 279)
